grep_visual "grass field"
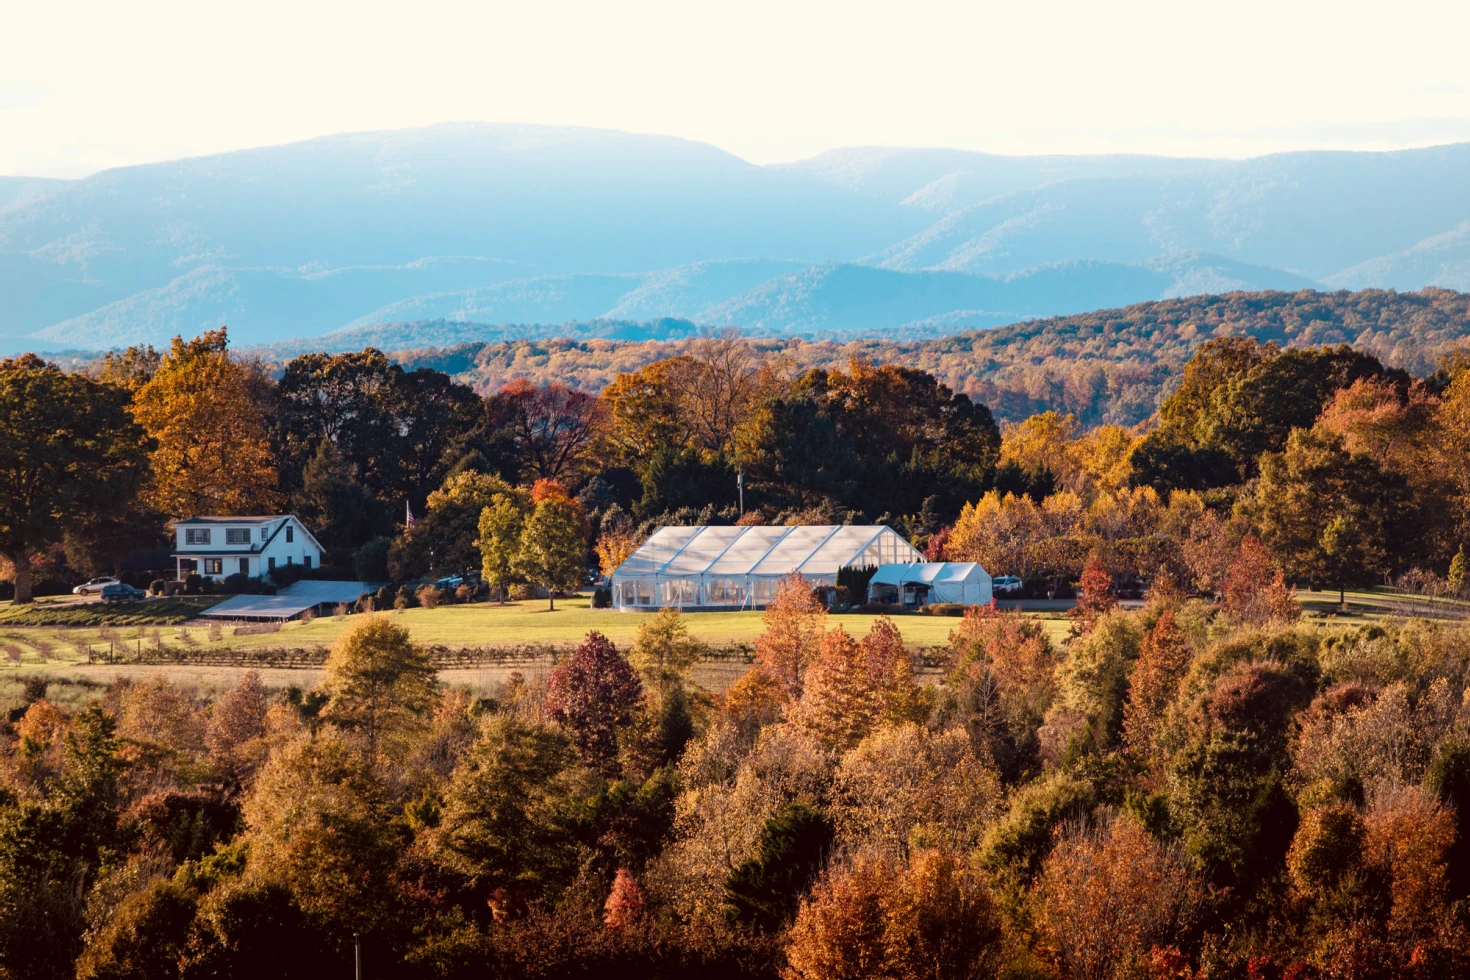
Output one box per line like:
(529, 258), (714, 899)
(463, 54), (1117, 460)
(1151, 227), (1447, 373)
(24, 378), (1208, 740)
(0, 593), (1077, 672)
(0, 585), (1462, 680)
(0, 595), (225, 627)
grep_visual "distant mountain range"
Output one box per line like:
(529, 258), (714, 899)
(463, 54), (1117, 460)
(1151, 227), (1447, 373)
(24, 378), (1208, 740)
(3, 124), (1470, 353)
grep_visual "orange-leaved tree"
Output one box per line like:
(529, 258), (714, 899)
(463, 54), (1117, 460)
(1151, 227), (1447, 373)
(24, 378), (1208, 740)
(1070, 555), (1116, 634)
(130, 328), (279, 517)
(1122, 609), (1191, 764)
(784, 849), (1003, 980)
(791, 618), (923, 750)
(950, 603), (1059, 733)
(1222, 536), (1299, 626)
(754, 572), (827, 700)
(1036, 814), (1200, 980)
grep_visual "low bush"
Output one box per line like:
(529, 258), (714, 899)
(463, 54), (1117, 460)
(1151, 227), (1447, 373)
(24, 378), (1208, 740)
(591, 587), (612, 608)
(269, 564), (311, 588)
(149, 579), (167, 597)
(919, 602), (969, 616)
(220, 573), (276, 595)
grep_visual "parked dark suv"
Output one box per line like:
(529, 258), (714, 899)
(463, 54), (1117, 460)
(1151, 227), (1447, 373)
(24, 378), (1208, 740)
(100, 583), (147, 604)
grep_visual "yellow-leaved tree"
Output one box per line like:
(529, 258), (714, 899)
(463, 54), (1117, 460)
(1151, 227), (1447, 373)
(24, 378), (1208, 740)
(628, 607), (701, 699)
(131, 328), (279, 517)
(320, 615), (438, 764)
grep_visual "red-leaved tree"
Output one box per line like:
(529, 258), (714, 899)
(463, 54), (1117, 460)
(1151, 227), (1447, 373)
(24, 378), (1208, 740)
(1222, 536), (1299, 626)
(547, 631), (642, 771)
(1071, 555), (1117, 634)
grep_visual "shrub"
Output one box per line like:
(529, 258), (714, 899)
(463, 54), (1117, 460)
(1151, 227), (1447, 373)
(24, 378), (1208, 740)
(920, 602), (969, 616)
(149, 579), (167, 596)
(455, 584), (474, 604)
(354, 537), (393, 582)
(221, 573), (275, 595)
(184, 573), (203, 595)
(591, 587), (612, 608)
(271, 563), (310, 588)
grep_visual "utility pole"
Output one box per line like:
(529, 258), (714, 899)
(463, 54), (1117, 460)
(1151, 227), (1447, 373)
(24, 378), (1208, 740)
(354, 933), (361, 980)
(737, 469), (744, 516)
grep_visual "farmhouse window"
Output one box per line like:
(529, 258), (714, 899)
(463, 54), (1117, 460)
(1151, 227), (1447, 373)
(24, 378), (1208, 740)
(204, 559), (223, 575)
(185, 529), (211, 545)
(225, 528), (250, 545)
(286, 526), (294, 543)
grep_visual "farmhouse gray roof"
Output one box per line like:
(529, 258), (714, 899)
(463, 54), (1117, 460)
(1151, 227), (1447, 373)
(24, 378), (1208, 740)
(172, 516), (288, 525)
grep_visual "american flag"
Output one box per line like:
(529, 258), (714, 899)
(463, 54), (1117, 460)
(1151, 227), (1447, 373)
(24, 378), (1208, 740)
(405, 501), (415, 528)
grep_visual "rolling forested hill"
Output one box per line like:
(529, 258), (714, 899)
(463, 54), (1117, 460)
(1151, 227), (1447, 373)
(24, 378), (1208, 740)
(370, 288), (1470, 426)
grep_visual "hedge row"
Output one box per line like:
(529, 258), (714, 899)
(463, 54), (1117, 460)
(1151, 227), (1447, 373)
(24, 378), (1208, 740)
(88, 641), (954, 672)
(92, 641), (766, 669)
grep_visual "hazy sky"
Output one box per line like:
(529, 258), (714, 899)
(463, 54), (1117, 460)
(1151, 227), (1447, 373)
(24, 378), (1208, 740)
(5, 0), (1470, 178)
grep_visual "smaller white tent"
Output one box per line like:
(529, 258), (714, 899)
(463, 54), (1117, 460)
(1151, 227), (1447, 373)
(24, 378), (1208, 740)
(867, 562), (992, 607)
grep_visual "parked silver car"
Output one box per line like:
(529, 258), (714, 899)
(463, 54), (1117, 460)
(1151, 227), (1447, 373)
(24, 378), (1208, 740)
(73, 576), (120, 596)
(993, 575), (1023, 595)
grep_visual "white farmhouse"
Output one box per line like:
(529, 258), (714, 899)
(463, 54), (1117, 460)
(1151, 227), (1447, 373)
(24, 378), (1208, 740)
(171, 515), (325, 583)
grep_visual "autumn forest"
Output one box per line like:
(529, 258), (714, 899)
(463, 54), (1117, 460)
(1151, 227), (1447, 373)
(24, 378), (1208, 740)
(3, 287), (1470, 978)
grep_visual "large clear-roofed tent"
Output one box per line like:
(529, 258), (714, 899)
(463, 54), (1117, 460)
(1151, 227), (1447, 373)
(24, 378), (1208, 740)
(611, 525), (924, 610)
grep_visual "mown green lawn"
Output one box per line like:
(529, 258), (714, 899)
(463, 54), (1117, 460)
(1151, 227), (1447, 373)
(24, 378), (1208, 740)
(0, 593), (1077, 669)
(10, 584), (1452, 674)
(0, 595), (225, 627)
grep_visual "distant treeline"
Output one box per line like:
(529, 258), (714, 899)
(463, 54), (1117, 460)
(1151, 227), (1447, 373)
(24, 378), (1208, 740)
(377, 288), (1470, 425)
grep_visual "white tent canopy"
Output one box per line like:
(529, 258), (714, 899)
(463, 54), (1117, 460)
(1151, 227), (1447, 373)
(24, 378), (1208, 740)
(867, 562), (992, 607)
(611, 524), (923, 610)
